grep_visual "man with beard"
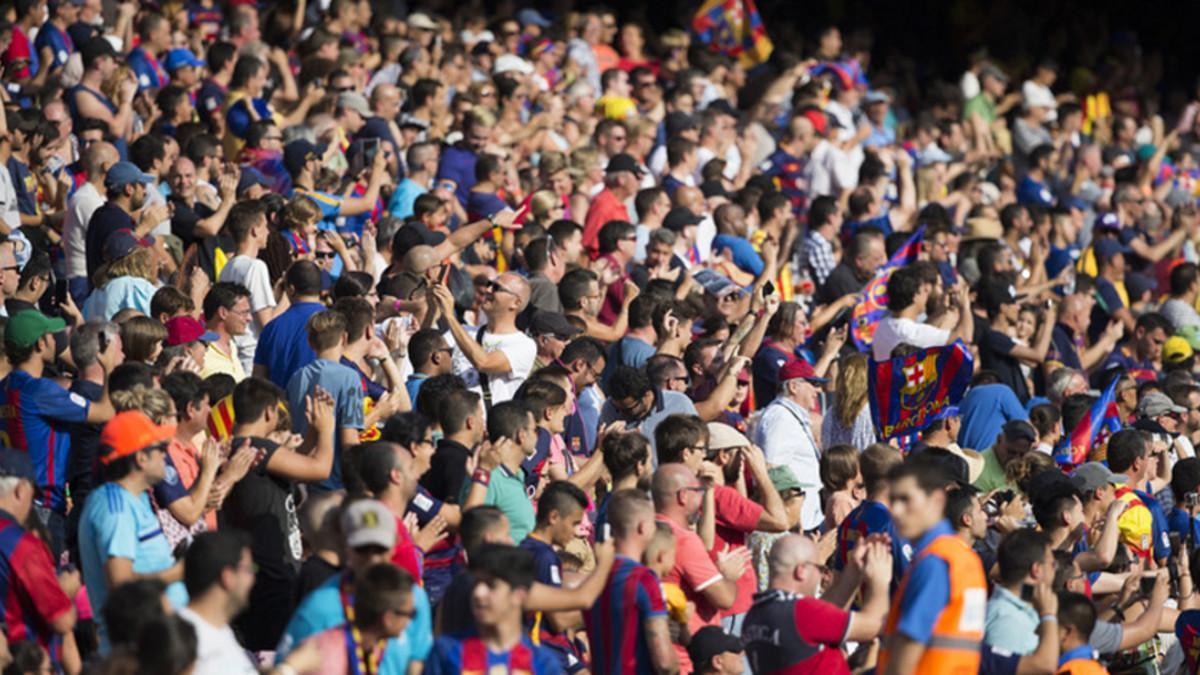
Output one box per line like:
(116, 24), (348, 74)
(178, 531), (260, 675)
(871, 261), (973, 361)
(85, 162), (168, 279)
(461, 400), (538, 543)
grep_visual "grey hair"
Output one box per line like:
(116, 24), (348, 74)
(649, 228), (677, 246)
(70, 320), (120, 370)
(1047, 367), (1083, 404)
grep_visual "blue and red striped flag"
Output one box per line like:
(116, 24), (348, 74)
(691, 0), (773, 68)
(851, 226), (925, 352)
(1055, 375), (1124, 467)
(868, 339), (973, 442)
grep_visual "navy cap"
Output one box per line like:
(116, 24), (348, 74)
(529, 311), (581, 340)
(103, 229), (154, 262)
(605, 153), (643, 176)
(236, 167), (270, 196)
(163, 48), (204, 72)
(663, 206), (703, 232)
(283, 139), (326, 176)
(104, 161), (155, 191)
(0, 449), (35, 482)
(1094, 237), (1132, 264)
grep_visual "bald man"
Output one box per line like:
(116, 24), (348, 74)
(64, 140), (120, 303)
(653, 463), (741, 671)
(742, 534), (892, 673)
(1049, 292), (1123, 374)
(431, 271), (537, 408)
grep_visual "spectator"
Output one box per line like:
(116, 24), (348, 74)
(177, 531), (259, 675)
(754, 359), (826, 529)
(872, 262), (972, 361)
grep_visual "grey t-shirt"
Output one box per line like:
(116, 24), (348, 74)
(1089, 619), (1122, 655)
(598, 389), (697, 463)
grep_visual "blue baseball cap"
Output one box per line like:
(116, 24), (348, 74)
(284, 139), (326, 176)
(104, 161), (155, 191)
(1094, 237), (1132, 264)
(164, 48), (204, 73)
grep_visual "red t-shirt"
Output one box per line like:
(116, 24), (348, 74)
(657, 514), (723, 673)
(582, 189), (630, 258)
(2, 26), (33, 79)
(711, 485), (764, 616)
(744, 593), (852, 675)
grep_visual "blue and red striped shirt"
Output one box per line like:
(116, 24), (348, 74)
(0, 510), (73, 666)
(584, 555), (667, 675)
(0, 370), (90, 513)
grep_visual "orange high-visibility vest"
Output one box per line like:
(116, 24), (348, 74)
(878, 534), (986, 675)
(1057, 657), (1110, 674)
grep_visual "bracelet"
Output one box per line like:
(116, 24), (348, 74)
(276, 664), (298, 675)
(393, 299), (405, 313)
(1039, 614), (1057, 624)
(472, 468), (491, 486)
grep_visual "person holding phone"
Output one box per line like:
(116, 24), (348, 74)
(983, 529), (1056, 655)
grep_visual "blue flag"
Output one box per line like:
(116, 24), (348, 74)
(852, 226), (925, 352)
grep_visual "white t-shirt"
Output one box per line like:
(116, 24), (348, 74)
(0, 165), (20, 234)
(694, 144), (741, 184)
(177, 607), (257, 675)
(218, 254), (276, 374)
(63, 182), (105, 279)
(871, 316), (951, 361)
(445, 326), (537, 407)
(143, 182), (172, 237)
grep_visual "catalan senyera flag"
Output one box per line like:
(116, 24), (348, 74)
(691, 0), (773, 68)
(1055, 374), (1123, 467)
(868, 340), (973, 442)
(851, 226), (925, 352)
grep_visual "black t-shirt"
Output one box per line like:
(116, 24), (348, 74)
(294, 556), (340, 605)
(223, 436), (300, 650)
(85, 203), (135, 279)
(439, 570), (477, 635)
(422, 439), (472, 504)
(979, 327), (1029, 402)
(817, 262), (865, 306)
(168, 194), (213, 250)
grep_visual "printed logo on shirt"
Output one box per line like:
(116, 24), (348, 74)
(57, 50), (68, 64)
(164, 465), (179, 486)
(550, 565), (561, 585)
(69, 392), (88, 408)
(413, 492), (434, 512)
(959, 587), (987, 633)
(901, 542), (913, 561)
(139, 73), (151, 87)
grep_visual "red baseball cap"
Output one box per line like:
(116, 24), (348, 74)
(164, 316), (219, 347)
(778, 359), (828, 384)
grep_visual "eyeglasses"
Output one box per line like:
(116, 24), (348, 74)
(488, 280), (516, 296)
(314, 250), (337, 259)
(678, 485), (707, 495)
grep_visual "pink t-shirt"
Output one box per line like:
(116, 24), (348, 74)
(657, 514), (723, 674)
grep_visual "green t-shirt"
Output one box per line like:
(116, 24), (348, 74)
(461, 464), (536, 544)
(963, 93), (997, 125)
(972, 447), (1016, 493)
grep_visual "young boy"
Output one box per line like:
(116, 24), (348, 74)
(424, 544), (562, 674)
(285, 310), (364, 491)
(644, 521), (688, 639)
(1056, 591), (1106, 672)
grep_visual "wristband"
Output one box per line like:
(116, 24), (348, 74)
(1039, 614), (1057, 624)
(472, 468), (491, 486)
(394, 299), (405, 313)
(276, 664), (298, 675)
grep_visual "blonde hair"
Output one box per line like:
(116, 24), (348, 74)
(834, 352), (870, 428)
(820, 444), (860, 493)
(1007, 451), (1055, 493)
(529, 190), (560, 222)
(279, 196), (323, 232)
(95, 247), (158, 288)
(112, 385), (173, 424)
(120, 316), (168, 363)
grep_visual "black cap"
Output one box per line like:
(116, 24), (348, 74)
(0, 449), (35, 482)
(977, 276), (1017, 313)
(700, 179), (731, 199)
(1002, 420), (1037, 443)
(663, 206), (703, 232)
(687, 627), (743, 670)
(605, 153), (644, 176)
(529, 311), (582, 340)
(283, 139), (326, 176)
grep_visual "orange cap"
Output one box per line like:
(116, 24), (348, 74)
(100, 411), (176, 465)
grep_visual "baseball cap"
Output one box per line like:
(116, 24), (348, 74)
(978, 277), (1018, 313)
(1094, 237), (1132, 264)
(283, 139), (326, 176)
(164, 315), (219, 347)
(99, 411), (175, 466)
(104, 161), (155, 191)
(1070, 461), (1127, 493)
(980, 64), (1008, 82)
(103, 229), (154, 263)
(687, 627), (744, 669)
(406, 12), (438, 31)
(397, 113), (430, 131)
(1165, 335), (1195, 366)
(663, 206), (703, 232)
(605, 153), (644, 176)
(1137, 391), (1187, 419)
(341, 499), (398, 550)
(493, 54), (534, 76)
(5, 310), (66, 348)
(164, 48), (204, 73)
(864, 90), (890, 105)
(705, 422), (751, 451)
(767, 465), (817, 493)
(236, 167), (270, 196)
(0, 449), (35, 482)
(528, 311), (581, 340)
(1002, 419), (1037, 443)
(337, 92), (372, 118)
(778, 359), (828, 384)
(515, 7), (552, 27)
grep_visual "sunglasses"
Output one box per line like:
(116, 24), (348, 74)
(314, 251), (336, 259)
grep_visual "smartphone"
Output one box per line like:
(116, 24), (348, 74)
(438, 262), (451, 284)
(1140, 574), (1157, 596)
(763, 280), (776, 297)
(363, 137), (380, 164)
(596, 523), (611, 543)
(53, 279), (67, 307)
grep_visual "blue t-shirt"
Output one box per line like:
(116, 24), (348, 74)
(293, 188), (345, 233)
(842, 214), (892, 243)
(1169, 508), (1200, 553)
(1016, 175), (1055, 207)
(0, 370), (90, 513)
(466, 191), (507, 221)
(710, 234), (764, 279)
(436, 145), (478, 208)
(276, 571), (433, 673)
(388, 178), (426, 220)
(562, 385), (602, 457)
(751, 343), (793, 411)
(254, 301), (324, 389)
(126, 46), (167, 92)
(602, 336), (656, 386)
(519, 536), (563, 588)
(78, 483), (188, 650)
(893, 520), (957, 644)
(34, 21), (74, 71)
(425, 633), (563, 675)
(285, 358), (364, 490)
(7, 157), (37, 216)
(225, 96), (272, 141)
(835, 499), (912, 583)
(957, 383), (1029, 451)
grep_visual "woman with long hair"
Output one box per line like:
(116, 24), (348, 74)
(82, 239), (161, 320)
(821, 352), (878, 450)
